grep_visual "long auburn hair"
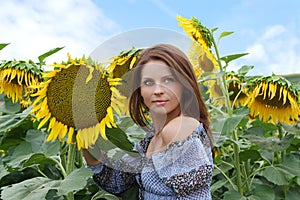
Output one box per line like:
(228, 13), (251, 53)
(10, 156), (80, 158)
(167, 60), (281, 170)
(129, 44), (213, 149)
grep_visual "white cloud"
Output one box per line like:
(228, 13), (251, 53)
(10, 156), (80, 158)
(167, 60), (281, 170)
(260, 25), (286, 40)
(0, 0), (120, 64)
(234, 24), (300, 76)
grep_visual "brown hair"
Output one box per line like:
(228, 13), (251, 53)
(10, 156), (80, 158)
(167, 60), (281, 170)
(129, 44), (213, 148)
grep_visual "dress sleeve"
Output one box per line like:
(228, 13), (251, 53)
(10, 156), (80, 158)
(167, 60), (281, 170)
(87, 140), (146, 194)
(151, 124), (214, 197)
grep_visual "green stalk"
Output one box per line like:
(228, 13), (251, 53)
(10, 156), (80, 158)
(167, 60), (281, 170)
(210, 30), (243, 195)
(232, 130), (243, 195)
(66, 143), (76, 174)
(65, 143), (77, 200)
(242, 162), (250, 192)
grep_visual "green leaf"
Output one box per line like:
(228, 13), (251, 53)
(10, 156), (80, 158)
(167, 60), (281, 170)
(277, 154), (300, 177)
(56, 167), (93, 196)
(280, 123), (300, 135)
(0, 95), (21, 114)
(258, 149), (274, 164)
(218, 31), (234, 41)
(2, 177), (53, 200)
(223, 189), (245, 200)
(237, 65), (254, 76)
(262, 165), (294, 185)
(221, 113), (247, 137)
(105, 127), (134, 152)
(23, 153), (57, 168)
(0, 43), (9, 51)
(210, 179), (227, 193)
(0, 106), (31, 134)
(38, 47), (64, 64)
(239, 149), (261, 162)
(25, 129), (60, 156)
(1, 167), (92, 200)
(220, 53), (249, 64)
(91, 189), (119, 200)
(250, 183), (275, 200)
(286, 187), (300, 200)
(0, 162), (10, 180)
(242, 131), (294, 152)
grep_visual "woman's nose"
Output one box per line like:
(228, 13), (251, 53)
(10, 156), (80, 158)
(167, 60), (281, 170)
(153, 84), (164, 95)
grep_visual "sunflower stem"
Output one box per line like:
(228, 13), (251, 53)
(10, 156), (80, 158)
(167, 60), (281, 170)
(232, 130), (243, 195)
(65, 143), (77, 200)
(210, 30), (232, 116)
(66, 143), (76, 174)
(210, 29), (243, 195)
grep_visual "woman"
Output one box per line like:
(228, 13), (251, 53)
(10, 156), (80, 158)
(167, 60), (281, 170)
(83, 44), (214, 199)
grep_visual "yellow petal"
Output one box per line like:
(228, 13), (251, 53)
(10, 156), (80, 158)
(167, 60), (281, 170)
(37, 113), (51, 129)
(67, 127), (75, 144)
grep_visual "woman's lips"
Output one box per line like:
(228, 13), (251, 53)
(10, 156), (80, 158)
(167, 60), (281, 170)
(152, 100), (168, 106)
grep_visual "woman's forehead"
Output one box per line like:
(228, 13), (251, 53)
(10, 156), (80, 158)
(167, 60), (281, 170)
(141, 61), (172, 77)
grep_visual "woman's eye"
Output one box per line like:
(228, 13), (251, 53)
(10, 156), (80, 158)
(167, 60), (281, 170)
(164, 77), (175, 84)
(143, 80), (154, 86)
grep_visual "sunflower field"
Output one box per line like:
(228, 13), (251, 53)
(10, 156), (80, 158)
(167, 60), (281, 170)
(0, 16), (299, 200)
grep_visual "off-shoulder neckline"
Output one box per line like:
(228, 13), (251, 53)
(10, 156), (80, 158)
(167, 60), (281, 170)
(145, 123), (206, 160)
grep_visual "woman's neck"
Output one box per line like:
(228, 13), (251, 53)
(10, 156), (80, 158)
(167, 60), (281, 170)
(151, 109), (181, 135)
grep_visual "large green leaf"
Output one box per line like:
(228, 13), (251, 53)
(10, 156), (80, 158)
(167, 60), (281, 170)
(277, 154), (300, 177)
(262, 165), (294, 185)
(25, 129), (60, 156)
(286, 187), (300, 200)
(249, 183), (275, 200)
(4, 129), (59, 169)
(221, 113), (247, 137)
(56, 168), (92, 196)
(242, 131), (294, 152)
(1, 167), (92, 200)
(0, 106), (31, 134)
(0, 95), (21, 114)
(23, 153), (57, 168)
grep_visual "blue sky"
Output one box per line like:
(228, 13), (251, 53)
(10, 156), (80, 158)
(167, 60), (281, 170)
(1, 0), (300, 76)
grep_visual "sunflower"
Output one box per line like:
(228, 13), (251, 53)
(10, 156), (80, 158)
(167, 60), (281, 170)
(31, 54), (126, 149)
(0, 60), (42, 106)
(226, 72), (248, 107)
(244, 75), (300, 124)
(177, 16), (217, 76)
(177, 16), (223, 106)
(105, 48), (142, 117)
(107, 48), (142, 79)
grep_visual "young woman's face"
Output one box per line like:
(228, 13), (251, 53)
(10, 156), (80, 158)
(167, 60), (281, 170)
(140, 60), (183, 116)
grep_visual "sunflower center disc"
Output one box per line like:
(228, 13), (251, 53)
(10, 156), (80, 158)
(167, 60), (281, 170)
(47, 65), (112, 129)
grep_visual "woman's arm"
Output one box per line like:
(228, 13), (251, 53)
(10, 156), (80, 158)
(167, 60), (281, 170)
(82, 148), (140, 195)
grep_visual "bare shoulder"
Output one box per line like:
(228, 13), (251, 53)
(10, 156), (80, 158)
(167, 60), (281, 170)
(161, 116), (200, 144)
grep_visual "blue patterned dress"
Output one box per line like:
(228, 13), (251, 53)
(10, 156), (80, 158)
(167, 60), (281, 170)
(88, 123), (214, 199)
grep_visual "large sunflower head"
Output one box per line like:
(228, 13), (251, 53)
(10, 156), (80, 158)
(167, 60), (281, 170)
(31, 54), (126, 149)
(0, 60), (42, 106)
(244, 74), (300, 124)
